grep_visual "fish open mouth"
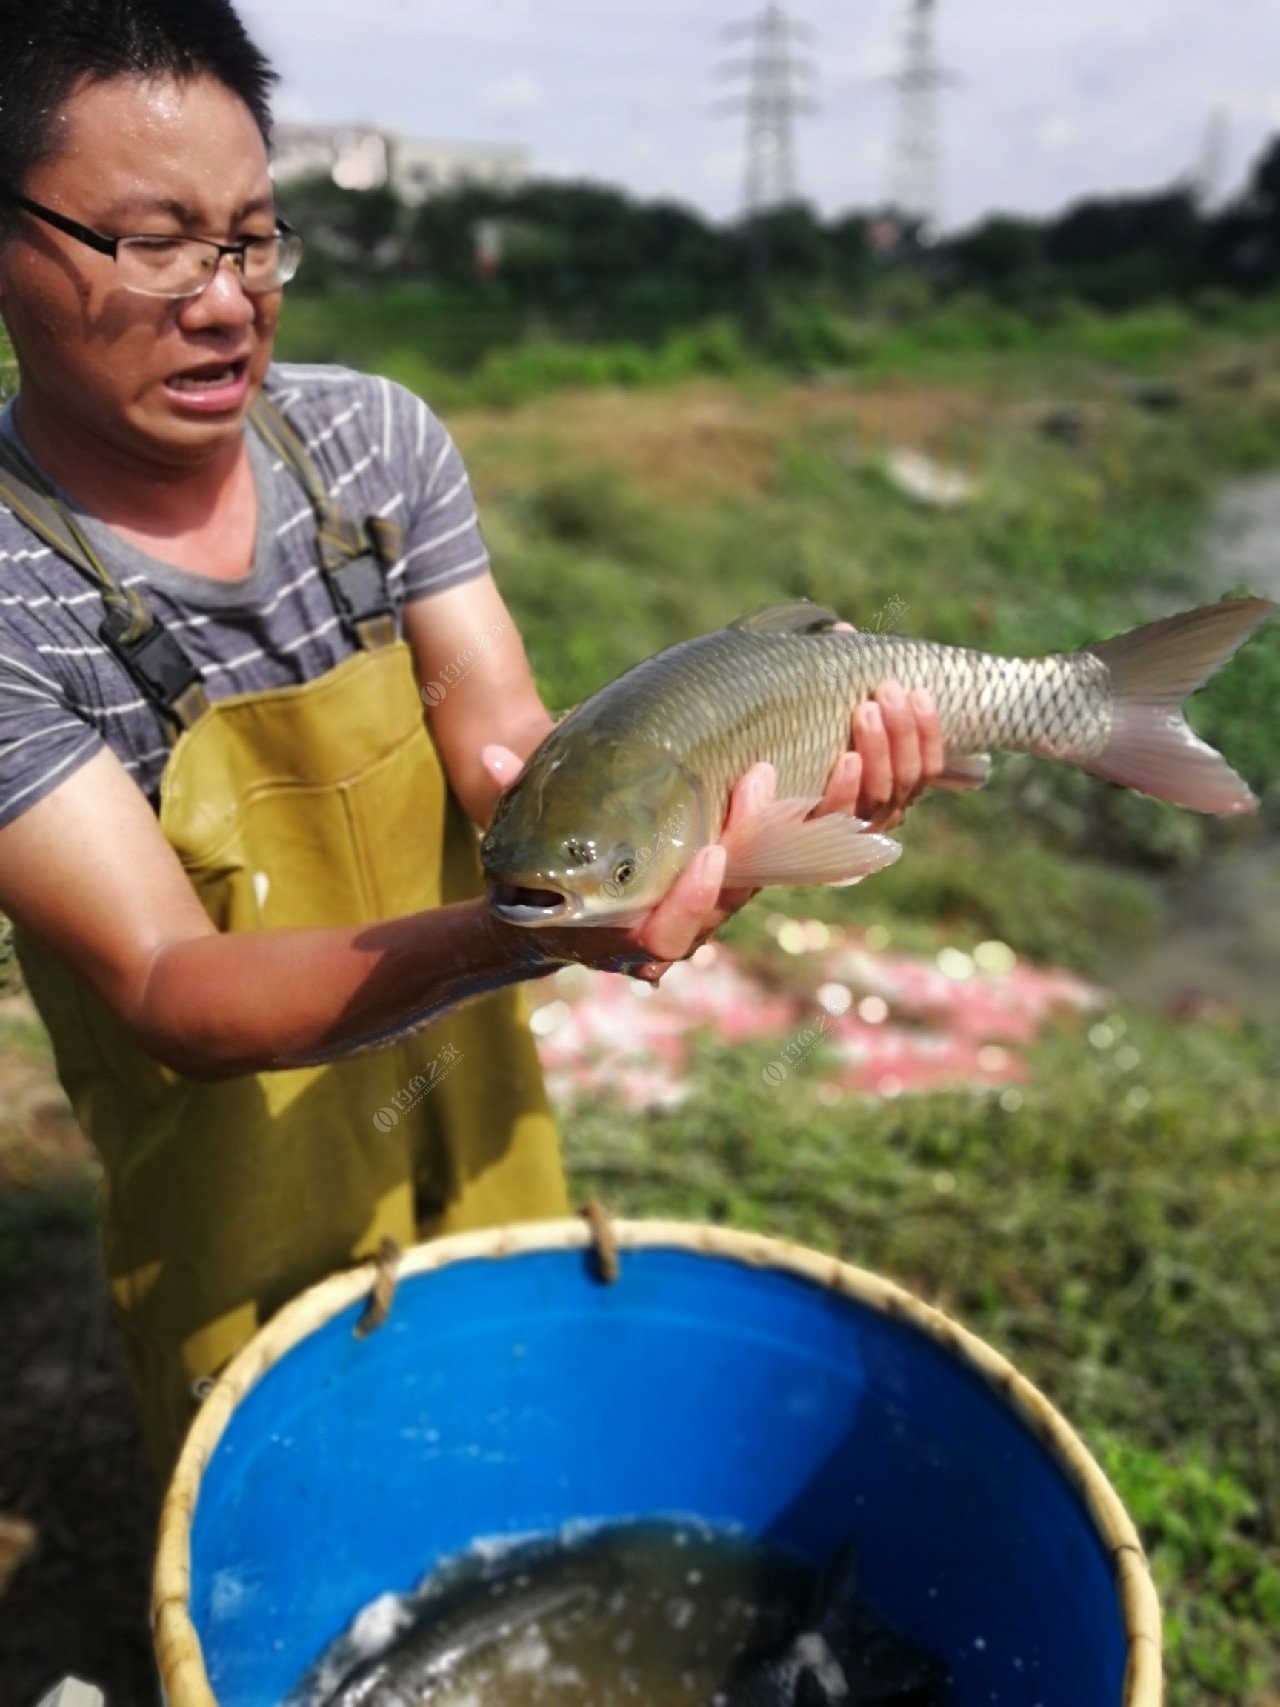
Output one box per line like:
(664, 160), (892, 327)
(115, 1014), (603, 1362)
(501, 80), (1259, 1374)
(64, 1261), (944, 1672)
(487, 882), (570, 925)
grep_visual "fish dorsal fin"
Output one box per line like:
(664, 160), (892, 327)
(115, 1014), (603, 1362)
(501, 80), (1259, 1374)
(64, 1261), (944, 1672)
(730, 601), (843, 635)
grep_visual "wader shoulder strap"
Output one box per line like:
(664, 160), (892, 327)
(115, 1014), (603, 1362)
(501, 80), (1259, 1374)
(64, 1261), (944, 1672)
(0, 437), (208, 735)
(250, 393), (404, 650)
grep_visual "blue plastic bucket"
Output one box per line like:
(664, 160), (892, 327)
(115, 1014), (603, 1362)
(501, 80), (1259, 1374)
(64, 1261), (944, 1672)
(154, 1221), (1161, 1707)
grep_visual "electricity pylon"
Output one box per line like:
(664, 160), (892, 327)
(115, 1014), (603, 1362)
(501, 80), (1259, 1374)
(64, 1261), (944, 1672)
(888, 0), (958, 242)
(717, 3), (818, 215)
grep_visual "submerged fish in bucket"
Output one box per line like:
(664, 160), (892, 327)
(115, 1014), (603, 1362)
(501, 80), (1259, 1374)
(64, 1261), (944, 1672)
(314, 1526), (942, 1707)
(482, 598), (1275, 927)
(719, 1542), (946, 1706)
(320, 1559), (605, 1705)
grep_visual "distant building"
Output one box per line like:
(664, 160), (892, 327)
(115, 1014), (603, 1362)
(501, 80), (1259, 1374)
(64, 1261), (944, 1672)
(270, 124), (529, 205)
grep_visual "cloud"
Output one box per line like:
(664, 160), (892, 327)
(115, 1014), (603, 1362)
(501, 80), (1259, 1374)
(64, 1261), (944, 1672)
(236, 0), (1280, 228)
(478, 71), (546, 121)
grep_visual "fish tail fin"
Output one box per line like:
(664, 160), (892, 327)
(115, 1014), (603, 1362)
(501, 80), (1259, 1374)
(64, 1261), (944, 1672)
(1083, 597), (1275, 814)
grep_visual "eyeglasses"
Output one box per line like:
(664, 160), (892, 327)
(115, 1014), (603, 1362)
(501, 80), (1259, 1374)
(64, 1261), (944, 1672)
(3, 191), (304, 298)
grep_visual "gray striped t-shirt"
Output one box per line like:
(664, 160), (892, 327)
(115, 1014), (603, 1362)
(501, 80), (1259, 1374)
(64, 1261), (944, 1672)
(0, 362), (491, 830)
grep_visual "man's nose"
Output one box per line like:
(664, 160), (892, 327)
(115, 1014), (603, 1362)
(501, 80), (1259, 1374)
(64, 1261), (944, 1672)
(177, 257), (257, 328)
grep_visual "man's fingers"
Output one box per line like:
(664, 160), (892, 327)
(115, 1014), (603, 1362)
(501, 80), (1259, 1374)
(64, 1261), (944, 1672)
(635, 843), (728, 963)
(722, 761), (776, 840)
(852, 699), (892, 812)
(911, 688), (946, 781)
(480, 743), (524, 789)
(812, 749), (863, 818)
(873, 681), (922, 802)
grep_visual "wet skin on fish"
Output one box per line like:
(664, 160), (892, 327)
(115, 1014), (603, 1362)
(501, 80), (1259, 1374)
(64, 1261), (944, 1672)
(322, 1571), (604, 1706)
(482, 597), (1276, 928)
(317, 1530), (944, 1707)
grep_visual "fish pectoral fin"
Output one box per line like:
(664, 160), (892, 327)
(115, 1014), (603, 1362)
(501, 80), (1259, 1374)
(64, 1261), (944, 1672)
(936, 750), (992, 790)
(730, 601), (844, 635)
(722, 799), (902, 888)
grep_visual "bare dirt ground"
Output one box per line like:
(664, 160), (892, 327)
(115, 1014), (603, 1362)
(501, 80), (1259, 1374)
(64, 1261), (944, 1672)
(0, 987), (160, 1707)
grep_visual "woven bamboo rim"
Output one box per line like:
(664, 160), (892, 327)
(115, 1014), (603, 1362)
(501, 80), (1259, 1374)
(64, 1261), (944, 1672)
(154, 1219), (1163, 1707)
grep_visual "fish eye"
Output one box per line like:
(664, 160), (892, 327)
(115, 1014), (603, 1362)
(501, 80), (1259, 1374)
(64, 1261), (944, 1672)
(612, 860), (635, 886)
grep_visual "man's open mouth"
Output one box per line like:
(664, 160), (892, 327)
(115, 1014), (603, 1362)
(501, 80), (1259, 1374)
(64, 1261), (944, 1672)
(167, 358), (249, 392)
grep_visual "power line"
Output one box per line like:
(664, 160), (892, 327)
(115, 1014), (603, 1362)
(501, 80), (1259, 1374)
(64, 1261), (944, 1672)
(716, 3), (818, 215)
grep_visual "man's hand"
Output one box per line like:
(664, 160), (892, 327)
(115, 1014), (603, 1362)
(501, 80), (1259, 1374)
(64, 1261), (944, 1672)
(487, 681), (956, 984)
(815, 679), (950, 832)
(478, 741), (531, 824)
(625, 678), (955, 975)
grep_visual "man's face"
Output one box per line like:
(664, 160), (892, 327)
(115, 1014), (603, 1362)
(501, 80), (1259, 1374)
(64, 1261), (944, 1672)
(0, 74), (282, 469)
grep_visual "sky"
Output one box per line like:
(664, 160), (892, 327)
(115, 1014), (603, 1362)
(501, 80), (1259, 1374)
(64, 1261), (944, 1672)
(236, 0), (1280, 232)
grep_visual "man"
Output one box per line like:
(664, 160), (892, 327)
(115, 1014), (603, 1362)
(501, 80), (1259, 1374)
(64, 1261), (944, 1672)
(0, 0), (950, 1476)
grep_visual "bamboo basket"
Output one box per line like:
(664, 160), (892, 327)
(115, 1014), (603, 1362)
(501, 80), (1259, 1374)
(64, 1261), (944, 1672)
(155, 1219), (1162, 1707)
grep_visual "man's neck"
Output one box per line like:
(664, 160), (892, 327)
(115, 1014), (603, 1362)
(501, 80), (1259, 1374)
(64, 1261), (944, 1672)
(10, 389), (261, 580)
(11, 390), (248, 539)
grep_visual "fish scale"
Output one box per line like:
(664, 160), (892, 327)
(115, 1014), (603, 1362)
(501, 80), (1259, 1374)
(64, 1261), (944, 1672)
(581, 627), (1109, 822)
(482, 597), (1274, 929)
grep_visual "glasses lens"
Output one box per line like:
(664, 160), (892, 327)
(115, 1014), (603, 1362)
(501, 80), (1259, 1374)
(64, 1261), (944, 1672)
(275, 231), (305, 286)
(117, 233), (301, 298)
(239, 236), (288, 291)
(117, 236), (215, 297)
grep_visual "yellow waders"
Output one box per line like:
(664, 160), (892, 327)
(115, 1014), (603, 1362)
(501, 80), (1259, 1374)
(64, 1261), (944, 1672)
(1, 403), (567, 1478)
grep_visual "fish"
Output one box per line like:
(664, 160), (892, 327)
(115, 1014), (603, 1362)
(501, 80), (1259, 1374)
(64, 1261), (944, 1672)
(481, 597), (1276, 927)
(320, 1563), (604, 1706)
(310, 1525), (944, 1707)
(716, 1542), (946, 1706)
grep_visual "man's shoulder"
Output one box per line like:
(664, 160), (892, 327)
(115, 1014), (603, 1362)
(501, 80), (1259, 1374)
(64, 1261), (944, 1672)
(262, 362), (435, 433)
(261, 363), (451, 490)
(260, 360), (382, 429)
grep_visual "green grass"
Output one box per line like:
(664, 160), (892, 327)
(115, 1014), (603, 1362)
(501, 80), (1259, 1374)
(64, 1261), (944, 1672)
(456, 341), (1280, 895)
(434, 337), (1280, 1700)
(562, 1010), (1280, 1703)
(274, 284), (1280, 409)
(3, 300), (1279, 1699)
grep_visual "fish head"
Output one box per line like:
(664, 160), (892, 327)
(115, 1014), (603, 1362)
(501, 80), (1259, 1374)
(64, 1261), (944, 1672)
(482, 736), (708, 927)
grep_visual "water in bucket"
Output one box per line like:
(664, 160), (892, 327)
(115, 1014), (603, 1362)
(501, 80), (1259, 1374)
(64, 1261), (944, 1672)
(162, 1232), (1158, 1707)
(296, 1519), (947, 1707)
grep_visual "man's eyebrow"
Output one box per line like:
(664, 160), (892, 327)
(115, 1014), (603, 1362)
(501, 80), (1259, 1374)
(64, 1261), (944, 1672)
(99, 193), (276, 226)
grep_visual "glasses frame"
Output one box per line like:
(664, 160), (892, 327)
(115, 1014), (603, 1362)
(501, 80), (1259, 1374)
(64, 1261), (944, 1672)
(2, 191), (303, 297)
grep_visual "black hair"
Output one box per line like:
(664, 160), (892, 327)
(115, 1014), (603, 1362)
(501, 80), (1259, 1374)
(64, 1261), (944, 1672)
(0, 0), (277, 221)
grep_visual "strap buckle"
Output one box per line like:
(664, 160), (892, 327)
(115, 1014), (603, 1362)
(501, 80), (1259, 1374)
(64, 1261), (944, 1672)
(325, 518), (404, 649)
(99, 605), (209, 731)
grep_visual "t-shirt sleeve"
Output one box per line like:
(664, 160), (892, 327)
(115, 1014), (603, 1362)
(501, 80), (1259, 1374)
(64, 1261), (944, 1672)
(377, 378), (492, 603)
(0, 638), (101, 830)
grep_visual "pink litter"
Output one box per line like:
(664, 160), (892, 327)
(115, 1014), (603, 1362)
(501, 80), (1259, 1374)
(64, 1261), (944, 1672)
(528, 927), (1102, 1111)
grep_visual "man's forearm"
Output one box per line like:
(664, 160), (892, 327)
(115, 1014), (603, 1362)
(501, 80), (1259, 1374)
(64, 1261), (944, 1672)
(133, 899), (555, 1079)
